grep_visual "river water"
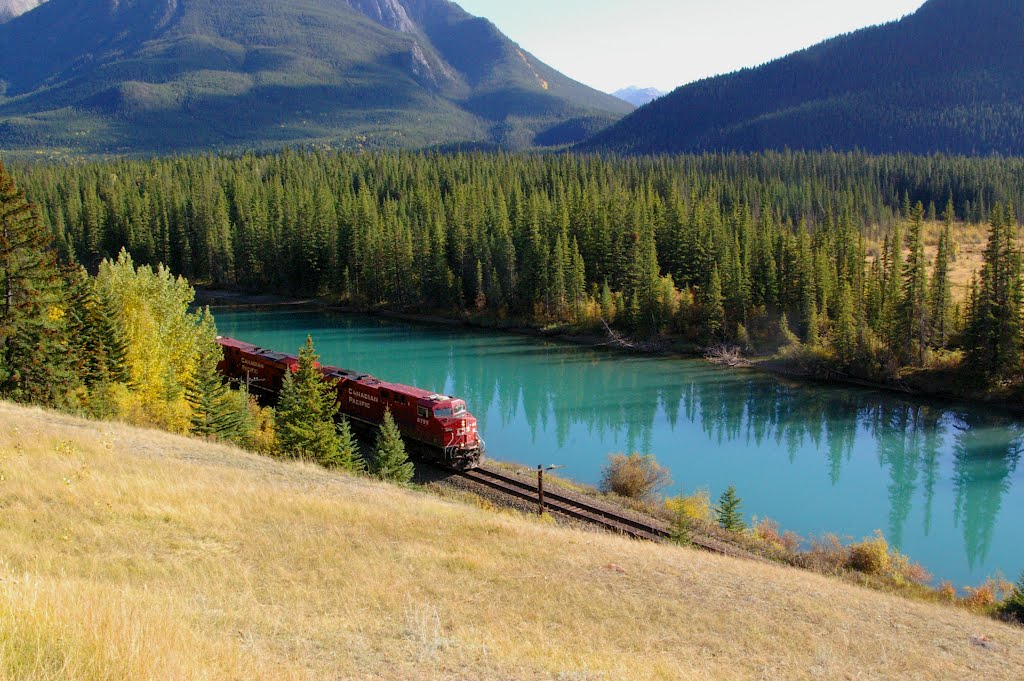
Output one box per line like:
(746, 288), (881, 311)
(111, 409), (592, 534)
(214, 307), (1024, 587)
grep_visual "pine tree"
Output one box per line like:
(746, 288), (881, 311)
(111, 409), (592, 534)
(275, 336), (343, 464)
(334, 415), (365, 473)
(1001, 571), (1024, 622)
(834, 281), (858, 366)
(966, 205), (1022, 376)
(898, 202), (929, 365)
(0, 160), (75, 405)
(715, 485), (745, 533)
(370, 409), (414, 483)
(880, 224), (903, 350)
(929, 219), (954, 349)
(186, 327), (245, 441)
(703, 265), (726, 341)
(66, 266), (130, 389)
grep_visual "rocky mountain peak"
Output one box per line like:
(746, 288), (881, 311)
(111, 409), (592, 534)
(0, 0), (45, 23)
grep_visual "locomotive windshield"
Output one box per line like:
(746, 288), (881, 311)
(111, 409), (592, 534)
(434, 402), (467, 419)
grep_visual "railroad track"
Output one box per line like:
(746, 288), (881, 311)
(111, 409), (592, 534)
(457, 465), (673, 542)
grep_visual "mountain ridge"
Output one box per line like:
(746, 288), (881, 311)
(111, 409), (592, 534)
(0, 0), (632, 154)
(582, 0), (1024, 155)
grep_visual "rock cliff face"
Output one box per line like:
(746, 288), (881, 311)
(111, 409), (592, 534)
(345, 0), (416, 33)
(345, 0), (456, 89)
(0, 0), (45, 23)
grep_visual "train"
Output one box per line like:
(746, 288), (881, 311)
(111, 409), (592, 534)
(215, 336), (484, 470)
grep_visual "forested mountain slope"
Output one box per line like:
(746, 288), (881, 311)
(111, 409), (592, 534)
(582, 0), (1024, 155)
(0, 0), (631, 154)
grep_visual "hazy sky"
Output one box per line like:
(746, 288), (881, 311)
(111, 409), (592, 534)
(455, 0), (928, 93)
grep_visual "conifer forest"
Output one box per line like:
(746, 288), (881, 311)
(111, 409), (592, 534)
(7, 150), (1024, 398)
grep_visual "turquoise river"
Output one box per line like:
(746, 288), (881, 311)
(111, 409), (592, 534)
(214, 307), (1024, 588)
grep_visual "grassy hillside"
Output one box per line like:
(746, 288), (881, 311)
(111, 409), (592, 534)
(582, 0), (1024, 155)
(1, 401), (1022, 679)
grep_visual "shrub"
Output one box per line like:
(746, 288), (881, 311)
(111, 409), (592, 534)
(938, 582), (957, 602)
(664, 489), (712, 523)
(890, 551), (932, 585)
(846, 531), (892, 576)
(753, 518), (786, 549)
(962, 582), (998, 609)
(599, 453), (671, 501)
(1001, 572), (1024, 622)
(799, 534), (847, 575)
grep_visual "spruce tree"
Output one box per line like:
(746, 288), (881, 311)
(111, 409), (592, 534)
(898, 202), (929, 365)
(834, 281), (858, 366)
(929, 220), (954, 349)
(275, 336), (343, 464)
(0, 160), (75, 405)
(370, 409), (414, 483)
(186, 328), (245, 441)
(703, 265), (726, 341)
(66, 266), (130, 389)
(966, 205), (1022, 376)
(716, 485), (745, 533)
(1001, 571), (1024, 622)
(334, 416), (365, 473)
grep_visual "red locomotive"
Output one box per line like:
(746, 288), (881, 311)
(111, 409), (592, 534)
(216, 337), (484, 469)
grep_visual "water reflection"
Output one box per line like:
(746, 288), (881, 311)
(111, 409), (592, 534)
(214, 309), (1024, 584)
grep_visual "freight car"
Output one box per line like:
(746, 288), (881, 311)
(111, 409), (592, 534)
(216, 336), (484, 469)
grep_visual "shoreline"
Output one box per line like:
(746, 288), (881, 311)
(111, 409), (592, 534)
(199, 288), (1024, 590)
(196, 287), (1024, 417)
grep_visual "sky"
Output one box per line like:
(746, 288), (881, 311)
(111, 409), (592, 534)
(455, 0), (928, 94)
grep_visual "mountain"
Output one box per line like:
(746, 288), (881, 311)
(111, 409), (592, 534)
(611, 86), (665, 107)
(0, 0), (43, 23)
(583, 0), (1024, 156)
(0, 0), (632, 155)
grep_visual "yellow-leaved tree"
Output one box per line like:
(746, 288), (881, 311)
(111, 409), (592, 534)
(94, 249), (217, 432)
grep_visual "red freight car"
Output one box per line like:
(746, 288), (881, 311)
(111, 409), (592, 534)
(216, 336), (484, 469)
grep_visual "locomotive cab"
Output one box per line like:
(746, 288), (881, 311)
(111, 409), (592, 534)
(430, 399), (482, 464)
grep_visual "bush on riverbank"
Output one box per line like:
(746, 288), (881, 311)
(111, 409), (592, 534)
(599, 453), (672, 501)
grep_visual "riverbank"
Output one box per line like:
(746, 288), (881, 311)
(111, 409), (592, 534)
(195, 288), (1024, 416)
(4, 401), (1022, 680)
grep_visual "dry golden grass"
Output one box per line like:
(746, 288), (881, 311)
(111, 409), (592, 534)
(869, 220), (1016, 305)
(1, 401), (1022, 680)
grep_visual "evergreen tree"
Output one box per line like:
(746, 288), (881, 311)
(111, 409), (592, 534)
(966, 205), (1022, 376)
(66, 266), (130, 389)
(275, 336), (344, 464)
(703, 265), (726, 341)
(1001, 571), (1024, 622)
(929, 219), (954, 349)
(898, 202), (930, 365)
(186, 326), (245, 441)
(715, 485), (745, 533)
(335, 415), (365, 473)
(834, 281), (858, 366)
(370, 409), (414, 483)
(0, 161), (75, 405)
